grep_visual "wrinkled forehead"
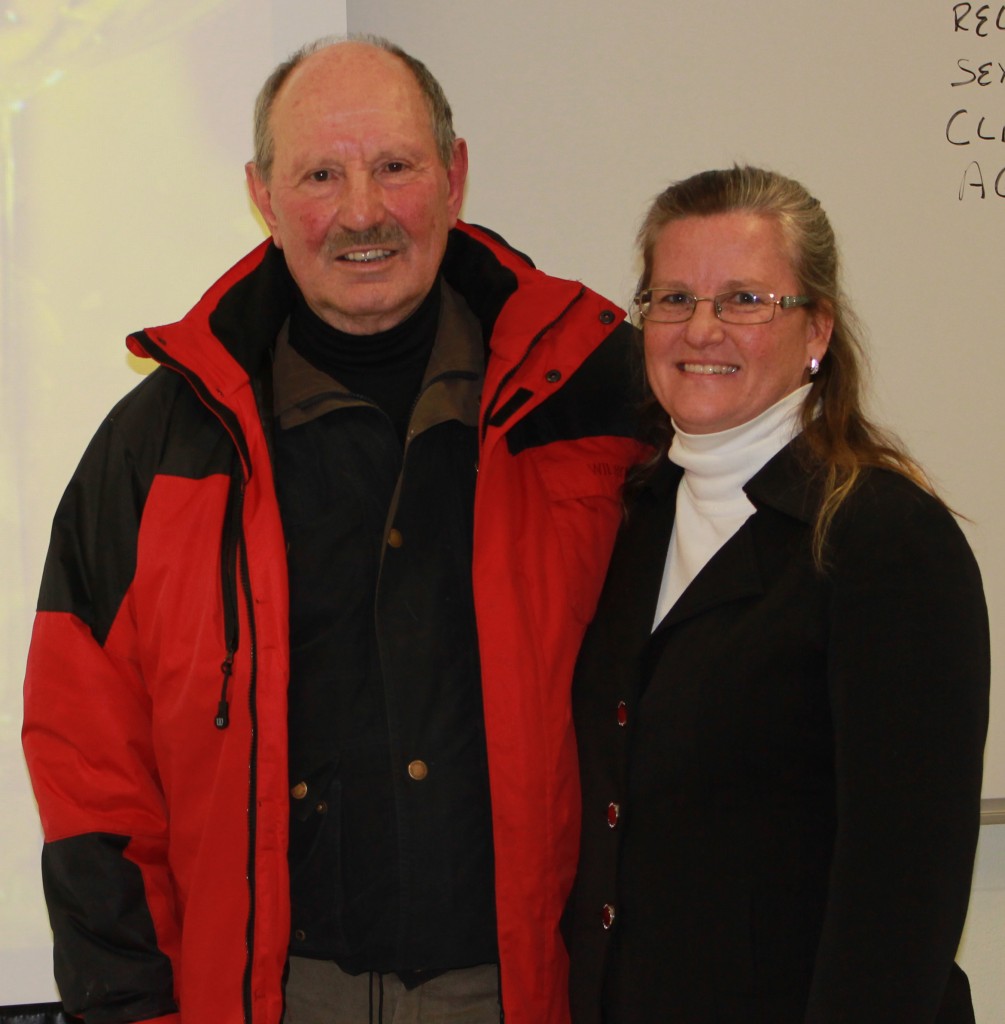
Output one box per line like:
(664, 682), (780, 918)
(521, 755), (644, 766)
(272, 43), (433, 146)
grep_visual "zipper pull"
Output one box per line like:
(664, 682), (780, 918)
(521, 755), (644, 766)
(215, 651), (235, 729)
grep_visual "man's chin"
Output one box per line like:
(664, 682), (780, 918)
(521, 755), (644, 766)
(312, 291), (422, 335)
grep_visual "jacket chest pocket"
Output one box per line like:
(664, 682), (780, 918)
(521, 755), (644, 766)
(529, 439), (631, 624)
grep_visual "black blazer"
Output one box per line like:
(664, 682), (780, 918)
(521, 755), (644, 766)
(566, 440), (989, 1024)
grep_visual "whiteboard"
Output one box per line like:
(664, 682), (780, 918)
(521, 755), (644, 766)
(349, 0), (1005, 802)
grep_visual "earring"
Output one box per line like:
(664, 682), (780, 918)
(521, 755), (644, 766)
(809, 357), (820, 376)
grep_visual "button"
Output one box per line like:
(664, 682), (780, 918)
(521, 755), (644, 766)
(607, 802), (620, 828)
(599, 309), (616, 324)
(387, 528), (403, 548)
(545, 369), (562, 383)
(315, 800), (328, 815)
(408, 759), (429, 780)
(291, 781), (308, 800)
(294, 928), (307, 941)
(602, 903), (616, 929)
(616, 701), (628, 727)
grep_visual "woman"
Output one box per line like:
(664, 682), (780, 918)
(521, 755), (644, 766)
(565, 166), (989, 1023)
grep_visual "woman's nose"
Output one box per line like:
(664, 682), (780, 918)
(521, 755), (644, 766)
(683, 297), (725, 346)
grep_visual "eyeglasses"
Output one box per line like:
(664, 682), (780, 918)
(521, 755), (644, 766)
(635, 288), (812, 325)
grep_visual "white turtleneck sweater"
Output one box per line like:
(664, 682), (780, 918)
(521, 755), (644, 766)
(651, 384), (812, 630)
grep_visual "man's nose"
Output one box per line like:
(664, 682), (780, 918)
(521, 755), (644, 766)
(338, 172), (384, 229)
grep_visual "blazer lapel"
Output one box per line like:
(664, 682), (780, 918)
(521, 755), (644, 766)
(652, 438), (819, 635)
(656, 522), (764, 631)
(594, 459), (681, 667)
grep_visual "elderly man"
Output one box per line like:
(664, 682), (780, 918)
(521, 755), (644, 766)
(23, 36), (644, 1024)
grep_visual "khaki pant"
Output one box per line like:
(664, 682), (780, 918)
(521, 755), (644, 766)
(283, 957), (501, 1024)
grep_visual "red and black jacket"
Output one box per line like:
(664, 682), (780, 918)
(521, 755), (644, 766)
(23, 222), (648, 1024)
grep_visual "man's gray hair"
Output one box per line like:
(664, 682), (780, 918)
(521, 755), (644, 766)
(251, 34), (457, 182)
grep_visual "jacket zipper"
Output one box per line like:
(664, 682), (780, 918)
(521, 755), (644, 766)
(217, 465), (244, 729)
(131, 329), (262, 1024)
(239, 521), (260, 1024)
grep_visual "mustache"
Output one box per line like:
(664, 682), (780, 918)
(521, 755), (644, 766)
(323, 224), (407, 259)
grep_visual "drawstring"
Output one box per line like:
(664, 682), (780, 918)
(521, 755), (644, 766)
(366, 970), (385, 1024)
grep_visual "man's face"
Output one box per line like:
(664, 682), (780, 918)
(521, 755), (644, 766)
(247, 43), (467, 335)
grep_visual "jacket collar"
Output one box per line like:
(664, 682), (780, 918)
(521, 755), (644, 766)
(642, 433), (821, 519)
(129, 222), (542, 390)
(272, 278), (484, 435)
(743, 434), (821, 525)
(127, 222), (627, 449)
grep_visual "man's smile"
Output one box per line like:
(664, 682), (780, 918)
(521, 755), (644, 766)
(339, 248), (394, 263)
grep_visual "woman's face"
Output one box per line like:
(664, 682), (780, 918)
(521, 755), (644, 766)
(643, 211), (832, 434)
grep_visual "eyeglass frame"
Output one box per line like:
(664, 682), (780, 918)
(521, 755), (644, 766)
(634, 288), (813, 325)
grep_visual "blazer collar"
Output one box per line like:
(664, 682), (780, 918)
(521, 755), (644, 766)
(742, 435), (821, 524)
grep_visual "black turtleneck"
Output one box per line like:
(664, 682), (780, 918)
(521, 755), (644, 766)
(288, 281), (441, 439)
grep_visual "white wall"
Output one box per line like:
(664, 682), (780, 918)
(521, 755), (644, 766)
(960, 826), (1005, 1023)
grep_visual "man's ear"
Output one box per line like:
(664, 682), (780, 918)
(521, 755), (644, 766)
(245, 162), (283, 248)
(445, 138), (469, 226)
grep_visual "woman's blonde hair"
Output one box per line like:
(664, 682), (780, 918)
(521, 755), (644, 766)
(631, 165), (935, 566)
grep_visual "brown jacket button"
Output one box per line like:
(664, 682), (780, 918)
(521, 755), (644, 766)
(408, 759), (429, 780)
(291, 781), (308, 800)
(388, 528), (404, 548)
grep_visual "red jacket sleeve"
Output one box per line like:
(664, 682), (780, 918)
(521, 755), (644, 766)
(23, 409), (181, 1024)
